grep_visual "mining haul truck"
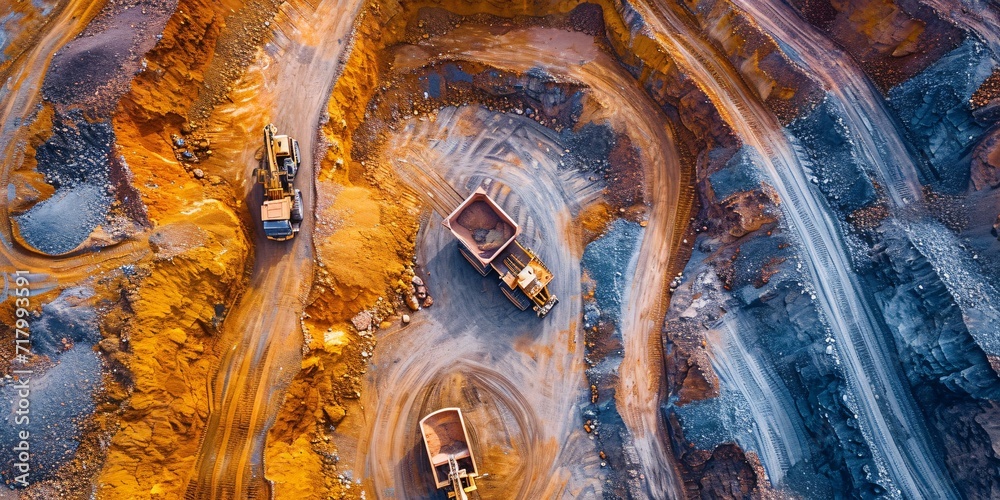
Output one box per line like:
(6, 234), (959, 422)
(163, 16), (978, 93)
(255, 124), (303, 241)
(443, 187), (558, 317)
(420, 408), (479, 500)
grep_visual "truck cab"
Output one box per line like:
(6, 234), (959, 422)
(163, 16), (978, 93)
(260, 191), (302, 241)
(262, 220), (295, 240)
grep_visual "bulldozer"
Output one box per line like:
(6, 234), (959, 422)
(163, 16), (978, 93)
(254, 124), (303, 241)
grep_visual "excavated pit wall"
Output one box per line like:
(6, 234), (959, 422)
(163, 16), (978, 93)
(314, 0), (882, 496)
(888, 36), (996, 194)
(676, 0), (826, 124)
(669, 70), (1000, 500)
(653, 0), (1000, 497)
(786, 0), (966, 93)
(668, 232), (887, 496)
(787, 35), (1000, 495)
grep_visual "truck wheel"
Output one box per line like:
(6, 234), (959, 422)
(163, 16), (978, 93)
(499, 283), (532, 311)
(290, 190), (304, 223)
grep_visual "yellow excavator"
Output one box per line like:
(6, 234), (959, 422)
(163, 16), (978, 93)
(254, 124), (303, 241)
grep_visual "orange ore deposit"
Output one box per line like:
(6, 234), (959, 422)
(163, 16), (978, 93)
(4, 0), (997, 498)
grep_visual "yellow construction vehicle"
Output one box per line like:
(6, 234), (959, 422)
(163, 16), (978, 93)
(443, 187), (558, 317)
(254, 124), (303, 241)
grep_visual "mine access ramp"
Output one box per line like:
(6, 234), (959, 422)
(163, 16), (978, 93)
(443, 187), (558, 317)
(420, 408), (479, 500)
(254, 124), (303, 241)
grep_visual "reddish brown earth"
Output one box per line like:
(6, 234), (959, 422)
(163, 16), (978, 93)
(3, 0), (994, 498)
(787, 0), (965, 92)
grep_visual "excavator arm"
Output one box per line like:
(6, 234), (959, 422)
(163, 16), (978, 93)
(259, 123), (292, 199)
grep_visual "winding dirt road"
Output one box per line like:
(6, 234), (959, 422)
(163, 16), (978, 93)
(341, 25), (685, 498)
(183, 0), (363, 497)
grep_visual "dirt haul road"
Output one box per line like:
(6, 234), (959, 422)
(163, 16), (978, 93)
(342, 26), (684, 498)
(734, 0), (1000, 390)
(183, 0), (363, 498)
(632, 0), (959, 496)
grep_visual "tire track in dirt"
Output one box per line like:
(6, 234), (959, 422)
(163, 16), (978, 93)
(184, 0), (364, 497)
(631, 1), (959, 496)
(345, 23), (685, 498)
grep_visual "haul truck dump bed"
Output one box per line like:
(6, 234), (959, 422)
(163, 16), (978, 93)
(420, 408), (479, 499)
(443, 187), (558, 317)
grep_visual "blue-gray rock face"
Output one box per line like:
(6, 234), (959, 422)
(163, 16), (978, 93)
(0, 288), (102, 487)
(870, 226), (1000, 399)
(709, 146), (763, 202)
(15, 111), (114, 255)
(580, 219), (645, 497)
(0, 347), (101, 485)
(888, 37), (996, 193)
(788, 97), (878, 212)
(30, 287), (101, 358)
(582, 219), (644, 325)
(668, 235), (882, 497)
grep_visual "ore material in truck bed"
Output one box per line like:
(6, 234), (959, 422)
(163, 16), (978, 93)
(456, 200), (515, 254)
(444, 188), (520, 266)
